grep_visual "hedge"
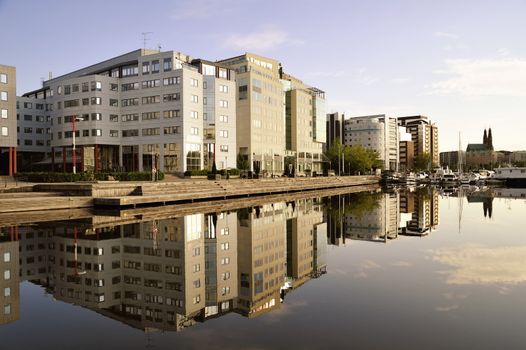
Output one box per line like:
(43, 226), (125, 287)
(15, 171), (164, 183)
(185, 168), (241, 177)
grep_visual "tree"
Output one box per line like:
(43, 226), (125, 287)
(236, 154), (249, 170)
(414, 152), (432, 171)
(343, 145), (382, 175)
(211, 161), (217, 174)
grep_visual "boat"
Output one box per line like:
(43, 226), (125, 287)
(442, 173), (459, 185)
(493, 167), (526, 187)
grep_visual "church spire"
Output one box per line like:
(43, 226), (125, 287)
(483, 129), (487, 144)
(488, 128), (493, 150)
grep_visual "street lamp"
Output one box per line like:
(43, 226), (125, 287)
(72, 115), (83, 174)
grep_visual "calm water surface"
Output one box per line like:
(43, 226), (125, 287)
(1, 186), (525, 349)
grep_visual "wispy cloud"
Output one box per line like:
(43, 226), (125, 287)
(427, 57), (526, 97)
(434, 31), (459, 39)
(223, 26), (303, 52)
(435, 304), (460, 312)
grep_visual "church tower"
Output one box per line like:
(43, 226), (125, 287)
(483, 129), (488, 145)
(487, 128), (493, 150)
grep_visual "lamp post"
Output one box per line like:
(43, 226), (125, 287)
(72, 115), (83, 174)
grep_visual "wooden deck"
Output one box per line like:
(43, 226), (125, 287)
(93, 176), (379, 208)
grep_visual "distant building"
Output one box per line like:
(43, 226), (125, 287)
(398, 115), (439, 167)
(326, 112), (344, 150)
(465, 128), (497, 169)
(399, 126), (414, 172)
(439, 150), (465, 171)
(343, 114), (399, 171)
(0, 64), (17, 176)
(511, 151), (526, 165)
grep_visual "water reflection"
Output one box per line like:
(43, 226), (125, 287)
(0, 186), (524, 333)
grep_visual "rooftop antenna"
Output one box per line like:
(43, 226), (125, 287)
(157, 44), (162, 52)
(141, 32), (152, 49)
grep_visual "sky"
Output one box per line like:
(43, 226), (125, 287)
(0, 0), (525, 151)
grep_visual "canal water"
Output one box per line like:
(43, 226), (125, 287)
(1, 186), (525, 349)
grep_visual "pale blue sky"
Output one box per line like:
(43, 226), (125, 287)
(1, 0), (525, 151)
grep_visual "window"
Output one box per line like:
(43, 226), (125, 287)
(220, 145), (229, 152)
(91, 113), (102, 121)
(142, 111), (160, 120)
(190, 127), (199, 135)
(221, 257), (230, 265)
(91, 81), (102, 91)
(219, 115), (228, 123)
(122, 113), (139, 122)
(151, 60), (160, 73)
(239, 85), (248, 100)
(163, 110), (180, 118)
(190, 78), (199, 87)
(1, 109), (7, 119)
(191, 111), (198, 119)
(109, 114), (118, 122)
(4, 287), (10, 297)
(219, 100), (228, 108)
(163, 76), (180, 85)
(121, 65), (139, 77)
(1, 127), (7, 136)
(142, 95), (160, 105)
(3, 270), (10, 280)
(164, 126), (180, 134)
(142, 79), (160, 89)
(91, 97), (102, 105)
(221, 242), (229, 250)
(109, 99), (118, 107)
(219, 130), (228, 138)
(81, 82), (89, 92)
(82, 98), (89, 106)
(219, 85), (228, 93)
(4, 304), (11, 315)
(221, 272), (231, 280)
(191, 95), (198, 103)
(0, 91), (7, 101)
(24, 127), (32, 134)
(218, 68), (227, 78)
(3, 252), (10, 262)
(122, 129), (139, 137)
(24, 140), (32, 146)
(142, 127), (160, 136)
(121, 82), (139, 91)
(110, 83), (118, 91)
(203, 97), (207, 105)
(122, 98), (139, 107)
(64, 99), (79, 108)
(0, 73), (7, 83)
(92, 129), (102, 137)
(164, 58), (172, 71)
(142, 62), (150, 74)
(163, 93), (180, 102)
(24, 115), (32, 121)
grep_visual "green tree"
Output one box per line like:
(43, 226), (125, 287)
(236, 154), (249, 170)
(343, 145), (382, 175)
(414, 152), (432, 171)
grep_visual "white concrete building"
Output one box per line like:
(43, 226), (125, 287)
(343, 114), (399, 171)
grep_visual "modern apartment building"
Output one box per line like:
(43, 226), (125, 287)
(399, 126), (414, 171)
(218, 53), (285, 174)
(191, 60), (237, 170)
(398, 115), (439, 167)
(280, 73), (326, 175)
(343, 115), (399, 171)
(18, 49), (237, 174)
(0, 64), (17, 176)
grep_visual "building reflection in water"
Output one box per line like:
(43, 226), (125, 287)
(2, 197), (328, 332)
(325, 187), (440, 246)
(5, 186), (516, 332)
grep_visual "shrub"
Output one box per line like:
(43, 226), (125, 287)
(15, 171), (164, 183)
(184, 169), (209, 176)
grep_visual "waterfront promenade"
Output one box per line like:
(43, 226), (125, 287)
(0, 176), (379, 214)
